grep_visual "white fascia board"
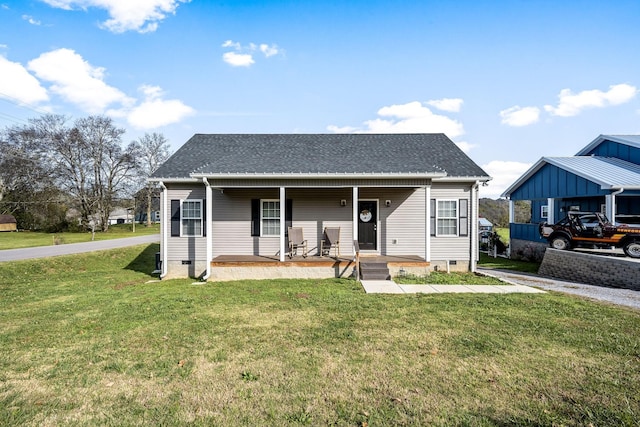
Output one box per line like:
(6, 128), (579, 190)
(148, 177), (200, 183)
(433, 176), (491, 183)
(190, 172), (448, 179)
(576, 134), (640, 156)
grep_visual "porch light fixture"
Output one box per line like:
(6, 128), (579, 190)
(385, 200), (391, 207)
(340, 199), (347, 207)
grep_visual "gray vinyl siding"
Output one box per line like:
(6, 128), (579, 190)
(359, 188), (425, 256)
(165, 184), (207, 261)
(430, 183), (472, 260)
(211, 188), (353, 257)
(164, 183), (474, 262)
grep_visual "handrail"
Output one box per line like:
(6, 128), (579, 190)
(353, 240), (360, 281)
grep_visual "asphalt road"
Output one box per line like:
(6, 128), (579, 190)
(0, 234), (160, 262)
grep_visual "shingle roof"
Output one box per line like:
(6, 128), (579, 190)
(151, 134), (489, 180)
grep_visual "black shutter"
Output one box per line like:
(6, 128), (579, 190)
(430, 199), (436, 236)
(202, 198), (206, 237)
(459, 199), (469, 237)
(285, 199), (292, 235)
(170, 200), (180, 237)
(251, 199), (260, 236)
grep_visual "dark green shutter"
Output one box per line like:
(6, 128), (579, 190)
(459, 199), (468, 237)
(430, 199), (436, 236)
(170, 200), (180, 237)
(251, 199), (260, 236)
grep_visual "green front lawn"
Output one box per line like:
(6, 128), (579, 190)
(0, 223), (160, 250)
(1, 245), (638, 426)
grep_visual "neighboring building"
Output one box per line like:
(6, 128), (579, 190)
(0, 214), (17, 232)
(502, 134), (640, 258)
(478, 217), (493, 232)
(108, 208), (133, 225)
(149, 134), (491, 280)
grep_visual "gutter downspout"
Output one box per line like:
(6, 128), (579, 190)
(159, 181), (168, 279)
(202, 177), (213, 280)
(610, 188), (624, 224)
(470, 181), (480, 272)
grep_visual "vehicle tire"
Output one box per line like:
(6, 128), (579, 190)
(550, 236), (571, 250)
(623, 240), (640, 258)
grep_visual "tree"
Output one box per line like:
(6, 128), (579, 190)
(132, 132), (171, 226)
(3, 114), (137, 232)
(0, 128), (68, 230)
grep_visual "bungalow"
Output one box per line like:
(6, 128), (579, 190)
(149, 134), (491, 280)
(502, 134), (640, 259)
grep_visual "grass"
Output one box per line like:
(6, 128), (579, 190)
(0, 223), (160, 250)
(394, 271), (508, 285)
(1, 245), (639, 426)
(478, 252), (541, 274)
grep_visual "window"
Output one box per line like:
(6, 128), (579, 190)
(437, 200), (458, 236)
(261, 200), (280, 236)
(541, 205), (549, 219)
(181, 200), (202, 236)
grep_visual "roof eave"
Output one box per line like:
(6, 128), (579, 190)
(190, 172), (448, 179)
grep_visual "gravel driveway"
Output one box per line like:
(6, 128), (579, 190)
(479, 267), (640, 311)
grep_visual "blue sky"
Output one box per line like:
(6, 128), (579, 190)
(1, 0), (640, 198)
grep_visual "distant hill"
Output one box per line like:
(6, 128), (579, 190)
(479, 198), (531, 228)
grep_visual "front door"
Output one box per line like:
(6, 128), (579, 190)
(358, 200), (377, 251)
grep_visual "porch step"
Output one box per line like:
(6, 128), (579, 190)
(360, 262), (391, 281)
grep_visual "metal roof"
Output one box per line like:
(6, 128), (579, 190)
(151, 134), (490, 181)
(576, 134), (640, 156)
(501, 156), (640, 197)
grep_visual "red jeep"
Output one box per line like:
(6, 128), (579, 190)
(539, 211), (640, 258)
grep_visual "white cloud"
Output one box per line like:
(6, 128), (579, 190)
(328, 101), (465, 138)
(40, 0), (189, 33)
(0, 55), (49, 105)
(499, 105), (540, 127)
(221, 39), (281, 67)
(259, 43), (279, 57)
(455, 141), (476, 153)
(22, 14), (42, 25)
(544, 83), (637, 117)
(222, 52), (254, 67)
(124, 84), (194, 129)
(28, 48), (133, 113)
(427, 98), (463, 113)
(480, 160), (533, 199)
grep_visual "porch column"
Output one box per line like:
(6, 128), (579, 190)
(508, 199), (515, 223)
(159, 181), (168, 278)
(425, 185), (431, 262)
(203, 178), (213, 280)
(280, 186), (286, 262)
(470, 182), (478, 272)
(352, 187), (359, 244)
(547, 198), (555, 224)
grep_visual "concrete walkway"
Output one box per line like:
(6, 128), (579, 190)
(361, 279), (545, 294)
(0, 234), (160, 262)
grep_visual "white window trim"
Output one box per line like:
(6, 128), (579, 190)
(180, 199), (203, 237)
(541, 205), (549, 219)
(260, 199), (281, 237)
(436, 199), (458, 237)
